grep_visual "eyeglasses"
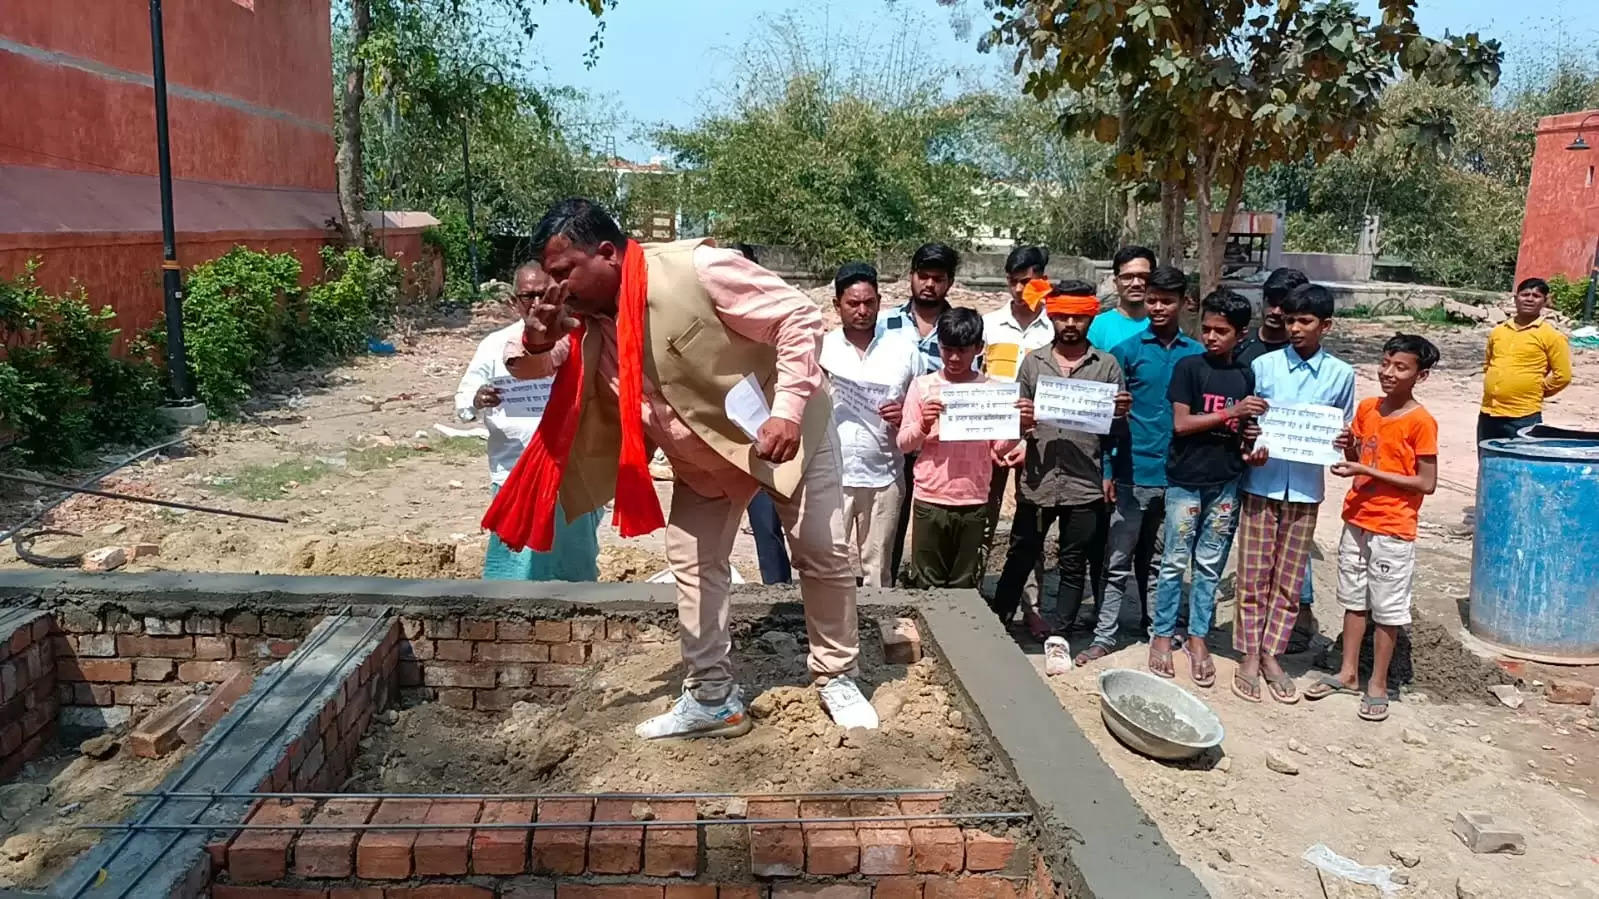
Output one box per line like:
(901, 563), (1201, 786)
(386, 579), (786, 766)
(1116, 272), (1150, 282)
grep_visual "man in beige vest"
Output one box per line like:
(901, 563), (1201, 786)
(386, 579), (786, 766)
(504, 198), (877, 739)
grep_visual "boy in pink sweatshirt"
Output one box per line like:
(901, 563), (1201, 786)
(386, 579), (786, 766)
(898, 307), (1020, 588)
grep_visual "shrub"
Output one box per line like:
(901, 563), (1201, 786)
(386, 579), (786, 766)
(0, 262), (167, 465)
(1548, 274), (1594, 320)
(284, 247), (400, 367)
(177, 247), (301, 414)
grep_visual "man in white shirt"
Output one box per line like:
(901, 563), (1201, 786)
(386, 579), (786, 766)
(455, 264), (601, 581)
(819, 262), (924, 587)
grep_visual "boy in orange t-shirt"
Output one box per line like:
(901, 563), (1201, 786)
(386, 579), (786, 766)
(1307, 334), (1439, 722)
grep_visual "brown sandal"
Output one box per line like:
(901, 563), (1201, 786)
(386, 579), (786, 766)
(1231, 671), (1262, 703)
(1074, 644), (1111, 667)
(1184, 645), (1216, 688)
(1148, 641), (1175, 678)
(1264, 671), (1300, 705)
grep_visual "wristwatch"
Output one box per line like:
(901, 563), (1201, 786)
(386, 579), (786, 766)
(457, 408), (477, 423)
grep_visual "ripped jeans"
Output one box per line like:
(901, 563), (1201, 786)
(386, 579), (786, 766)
(1151, 481), (1242, 640)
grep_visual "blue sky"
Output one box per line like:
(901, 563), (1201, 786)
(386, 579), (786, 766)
(521, 0), (1599, 160)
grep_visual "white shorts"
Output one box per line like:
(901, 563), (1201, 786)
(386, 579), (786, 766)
(1336, 524), (1415, 626)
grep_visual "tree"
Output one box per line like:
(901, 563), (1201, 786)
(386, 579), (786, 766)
(967, 0), (1504, 292)
(332, 0), (612, 250)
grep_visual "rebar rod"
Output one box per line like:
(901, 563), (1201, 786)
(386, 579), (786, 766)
(125, 787), (952, 802)
(77, 812), (1031, 833)
(0, 473), (289, 524)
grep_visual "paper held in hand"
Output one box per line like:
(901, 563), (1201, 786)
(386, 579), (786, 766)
(487, 376), (552, 418)
(1256, 402), (1344, 465)
(1033, 376), (1117, 435)
(725, 373), (773, 441)
(830, 373), (895, 425)
(938, 381), (1020, 441)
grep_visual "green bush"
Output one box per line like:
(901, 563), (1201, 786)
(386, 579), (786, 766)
(422, 209), (474, 301)
(177, 247), (301, 415)
(1548, 274), (1594, 320)
(0, 262), (167, 465)
(284, 247), (400, 367)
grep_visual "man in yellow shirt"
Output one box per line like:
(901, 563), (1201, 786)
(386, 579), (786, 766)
(1478, 277), (1573, 448)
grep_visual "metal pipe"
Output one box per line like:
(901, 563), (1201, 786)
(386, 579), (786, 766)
(462, 116), (479, 298)
(78, 812), (1032, 834)
(148, 0), (194, 403)
(112, 609), (392, 899)
(0, 435), (189, 546)
(0, 474), (289, 524)
(68, 607), (361, 899)
(126, 787), (951, 802)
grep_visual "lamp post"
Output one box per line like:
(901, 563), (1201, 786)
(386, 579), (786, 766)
(460, 62), (505, 299)
(1568, 113), (1599, 325)
(148, 0), (202, 420)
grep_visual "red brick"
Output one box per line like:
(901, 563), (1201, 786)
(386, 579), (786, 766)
(748, 800), (802, 877)
(800, 800), (858, 875)
(58, 658), (133, 683)
(770, 888), (869, 899)
(860, 827), (914, 875)
(177, 670), (254, 746)
(477, 642), (549, 663)
(532, 798), (591, 875)
(549, 643), (588, 665)
(438, 688), (476, 709)
(328, 890), (383, 899)
(924, 879), (1018, 899)
(356, 799), (430, 879)
(399, 618), (424, 639)
(423, 663), (496, 689)
(0, 722), (21, 755)
(1547, 679), (1596, 705)
(225, 612), (262, 635)
(114, 684), (176, 706)
(912, 827), (965, 874)
(476, 688), (540, 710)
(665, 888), (715, 899)
(194, 636), (235, 660)
(460, 619), (497, 641)
(228, 799), (317, 883)
(588, 798), (643, 874)
(178, 660), (239, 683)
(73, 633), (116, 657)
(424, 618), (459, 639)
(605, 620), (638, 641)
(879, 617), (923, 665)
(134, 658), (176, 682)
(717, 889), (762, 899)
(127, 694), (205, 758)
(644, 799), (699, 877)
(403, 639), (435, 661)
(213, 888), (327, 899)
(502, 884), (555, 899)
(497, 621), (535, 642)
(899, 798), (945, 825)
(6, 627), (31, 657)
(293, 799), (378, 878)
(388, 887), (494, 899)
(556, 887), (663, 899)
(570, 618), (605, 642)
(873, 878), (924, 899)
(536, 664), (583, 687)
(472, 799), (535, 874)
(961, 831), (1016, 873)
(413, 799), (481, 876)
(534, 620), (571, 643)
(116, 635), (195, 658)
(436, 640), (474, 662)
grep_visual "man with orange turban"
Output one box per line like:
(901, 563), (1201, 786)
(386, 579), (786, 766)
(994, 280), (1130, 656)
(484, 198), (875, 739)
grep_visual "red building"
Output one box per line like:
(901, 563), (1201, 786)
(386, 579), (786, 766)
(0, 0), (436, 343)
(1516, 109), (1599, 289)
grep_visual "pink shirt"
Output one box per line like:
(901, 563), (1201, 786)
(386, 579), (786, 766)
(505, 244), (824, 501)
(896, 372), (1016, 506)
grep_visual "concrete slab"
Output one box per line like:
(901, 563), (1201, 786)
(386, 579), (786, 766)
(51, 611), (390, 899)
(918, 595), (1208, 899)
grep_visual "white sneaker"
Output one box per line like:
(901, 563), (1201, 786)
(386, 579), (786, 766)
(819, 675), (879, 730)
(635, 687), (753, 740)
(1043, 636), (1073, 677)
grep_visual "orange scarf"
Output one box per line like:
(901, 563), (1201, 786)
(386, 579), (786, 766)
(1046, 294), (1099, 316)
(481, 240), (665, 551)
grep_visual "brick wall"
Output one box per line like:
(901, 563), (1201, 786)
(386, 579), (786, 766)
(0, 610), (58, 779)
(396, 616), (670, 712)
(51, 607), (315, 729)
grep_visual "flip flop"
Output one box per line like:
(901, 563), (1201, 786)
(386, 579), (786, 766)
(1358, 694), (1390, 722)
(1305, 674), (1361, 701)
(1231, 671), (1262, 704)
(1264, 671), (1300, 705)
(1184, 645), (1216, 688)
(1148, 645), (1175, 679)
(1074, 644), (1111, 667)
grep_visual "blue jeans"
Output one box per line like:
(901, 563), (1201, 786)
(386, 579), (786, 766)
(1301, 558), (1314, 605)
(1094, 484), (1166, 648)
(748, 491), (792, 585)
(1152, 483), (1241, 639)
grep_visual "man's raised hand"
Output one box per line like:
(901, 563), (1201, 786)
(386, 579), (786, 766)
(523, 281), (581, 351)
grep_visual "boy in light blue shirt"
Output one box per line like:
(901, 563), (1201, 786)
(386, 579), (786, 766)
(1087, 246), (1155, 352)
(1231, 284), (1355, 705)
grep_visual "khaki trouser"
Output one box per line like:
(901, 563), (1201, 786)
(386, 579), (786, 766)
(842, 479), (903, 588)
(667, 428), (859, 703)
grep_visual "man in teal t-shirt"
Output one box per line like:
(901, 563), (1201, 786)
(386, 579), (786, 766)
(1088, 245), (1155, 352)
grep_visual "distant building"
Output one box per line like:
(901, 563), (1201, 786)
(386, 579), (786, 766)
(0, 1), (436, 345)
(1516, 109), (1599, 288)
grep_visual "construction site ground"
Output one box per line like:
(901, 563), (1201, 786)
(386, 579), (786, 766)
(4, 291), (1599, 898)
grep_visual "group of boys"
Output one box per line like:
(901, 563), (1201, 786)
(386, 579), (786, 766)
(815, 243), (1462, 721)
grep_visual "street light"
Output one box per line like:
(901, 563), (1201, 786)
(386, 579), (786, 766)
(460, 62), (506, 299)
(1567, 113), (1599, 324)
(148, 0), (203, 421)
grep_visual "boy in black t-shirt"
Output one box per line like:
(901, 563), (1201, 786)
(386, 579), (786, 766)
(1148, 290), (1265, 687)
